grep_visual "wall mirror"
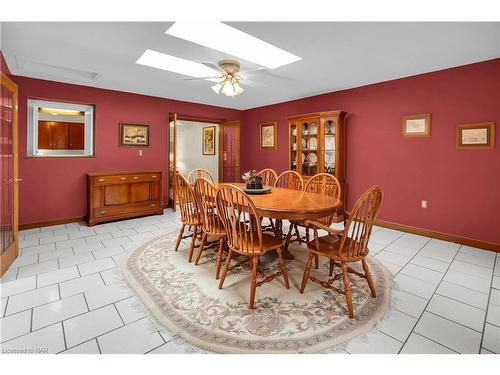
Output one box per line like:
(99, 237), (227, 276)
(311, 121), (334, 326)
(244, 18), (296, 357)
(27, 99), (94, 157)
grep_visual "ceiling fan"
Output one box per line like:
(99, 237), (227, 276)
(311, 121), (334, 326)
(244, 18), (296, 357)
(183, 59), (266, 97)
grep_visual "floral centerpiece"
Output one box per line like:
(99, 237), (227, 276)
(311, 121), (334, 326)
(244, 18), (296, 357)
(242, 170), (263, 190)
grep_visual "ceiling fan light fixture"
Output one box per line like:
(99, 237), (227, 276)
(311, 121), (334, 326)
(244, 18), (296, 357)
(232, 82), (244, 96)
(220, 81), (233, 96)
(211, 82), (222, 94)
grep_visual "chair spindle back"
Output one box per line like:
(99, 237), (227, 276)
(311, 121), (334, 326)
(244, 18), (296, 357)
(339, 185), (383, 258)
(275, 170), (304, 191)
(175, 172), (200, 223)
(258, 168), (278, 187)
(305, 173), (342, 225)
(193, 177), (225, 234)
(216, 185), (263, 254)
(187, 168), (214, 184)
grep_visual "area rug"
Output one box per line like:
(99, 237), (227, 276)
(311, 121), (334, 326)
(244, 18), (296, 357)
(122, 228), (392, 353)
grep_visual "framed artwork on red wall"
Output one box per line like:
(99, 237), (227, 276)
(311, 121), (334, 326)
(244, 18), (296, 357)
(456, 122), (495, 149)
(119, 123), (150, 147)
(260, 121), (277, 150)
(402, 113), (431, 137)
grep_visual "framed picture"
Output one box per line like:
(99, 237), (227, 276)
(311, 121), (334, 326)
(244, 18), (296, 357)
(402, 113), (431, 137)
(457, 122), (495, 149)
(202, 126), (216, 155)
(260, 121), (277, 150)
(119, 123), (150, 147)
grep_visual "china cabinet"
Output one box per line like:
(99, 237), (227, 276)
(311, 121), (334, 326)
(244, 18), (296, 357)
(288, 110), (347, 201)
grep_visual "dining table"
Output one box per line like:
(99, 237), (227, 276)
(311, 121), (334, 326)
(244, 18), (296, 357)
(214, 182), (343, 259)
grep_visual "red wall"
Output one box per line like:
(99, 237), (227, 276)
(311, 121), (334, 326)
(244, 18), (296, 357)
(241, 58), (500, 245)
(14, 76), (241, 225)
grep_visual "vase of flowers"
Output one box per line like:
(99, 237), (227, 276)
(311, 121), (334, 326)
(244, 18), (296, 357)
(242, 170), (263, 190)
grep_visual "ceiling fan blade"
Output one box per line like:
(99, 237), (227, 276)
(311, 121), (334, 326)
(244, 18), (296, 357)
(239, 78), (266, 88)
(238, 67), (266, 75)
(202, 62), (226, 73)
(182, 76), (221, 81)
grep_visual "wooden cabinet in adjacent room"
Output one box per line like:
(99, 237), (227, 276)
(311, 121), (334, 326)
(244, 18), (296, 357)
(86, 171), (163, 226)
(38, 121), (85, 150)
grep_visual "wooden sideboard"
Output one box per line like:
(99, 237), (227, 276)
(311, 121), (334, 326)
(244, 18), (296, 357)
(86, 171), (163, 226)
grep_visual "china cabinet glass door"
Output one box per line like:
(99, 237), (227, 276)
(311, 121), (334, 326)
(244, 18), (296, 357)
(323, 118), (336, 175)
(301, 119), (319, 177)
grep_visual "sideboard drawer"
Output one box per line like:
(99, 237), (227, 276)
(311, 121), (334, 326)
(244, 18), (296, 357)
(93, 175), (129, 185)
(128, 173), (159, 182)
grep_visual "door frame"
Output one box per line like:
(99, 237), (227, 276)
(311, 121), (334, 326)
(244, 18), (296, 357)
(0, 72), (19, 277)
(168, 114), (238, 209)
(168, 113), (177, 210)
(218, 121), (241, 183)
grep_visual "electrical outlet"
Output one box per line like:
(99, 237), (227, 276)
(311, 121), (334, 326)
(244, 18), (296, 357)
(138, 149), (143, 157)
(421, 200), (428, 209)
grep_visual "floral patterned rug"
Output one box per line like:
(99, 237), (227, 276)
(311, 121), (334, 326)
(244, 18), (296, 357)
(122, 229), (392, 353)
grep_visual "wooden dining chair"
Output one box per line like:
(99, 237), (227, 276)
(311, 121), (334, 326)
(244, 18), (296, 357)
(258, 168), (279, 232)
(258, 168), (278, 187)
(187, 168), (214, 184)
(193, 177), (227, 279)
(216, 184), (290, 309)
(285, 173), (341, 267)
(274, 170), (304, 190)
(174, 172), (202, 262)
(299, 185), (383, 318)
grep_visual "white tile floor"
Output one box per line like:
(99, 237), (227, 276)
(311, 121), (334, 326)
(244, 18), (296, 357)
(0, 209), (499, 354)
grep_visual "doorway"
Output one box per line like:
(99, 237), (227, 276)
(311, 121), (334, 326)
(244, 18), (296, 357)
(168, 115), (240, 209)
(0, 72), (19, 277)
(219, 121), (240, 183)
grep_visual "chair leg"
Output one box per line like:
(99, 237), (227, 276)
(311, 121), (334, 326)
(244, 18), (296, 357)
(187, 225), (198, 263)
(215, 238), (224, 280)
(294, 224), (301, 244)
(300, 253), (315, 294)
(249, 256), (259, 309)
(341, 262), (354, 319)
(284, 225), (293, 251)
(362, 259), (377, 298)
(276, 247), (290, 289)
(314, 255), (319, 269)
(306, 226), (310, 243)
(174, 224), (185, 252)
(194, 232), (207, 265)
(218, 249), (233, 289)
(329, 259), (335, 276)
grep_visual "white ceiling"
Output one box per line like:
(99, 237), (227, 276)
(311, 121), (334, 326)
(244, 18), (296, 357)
(2, 22), (499, 110)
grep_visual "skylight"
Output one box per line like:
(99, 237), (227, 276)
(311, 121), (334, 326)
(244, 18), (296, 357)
(165, 22), (302, 69)
(136, 49), (219, 78)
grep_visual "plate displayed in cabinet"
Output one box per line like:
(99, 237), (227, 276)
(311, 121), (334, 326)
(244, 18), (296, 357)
(307, 137), (317, 150)
(308, 152), (318, 165)
(309, 122), (318, 135)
